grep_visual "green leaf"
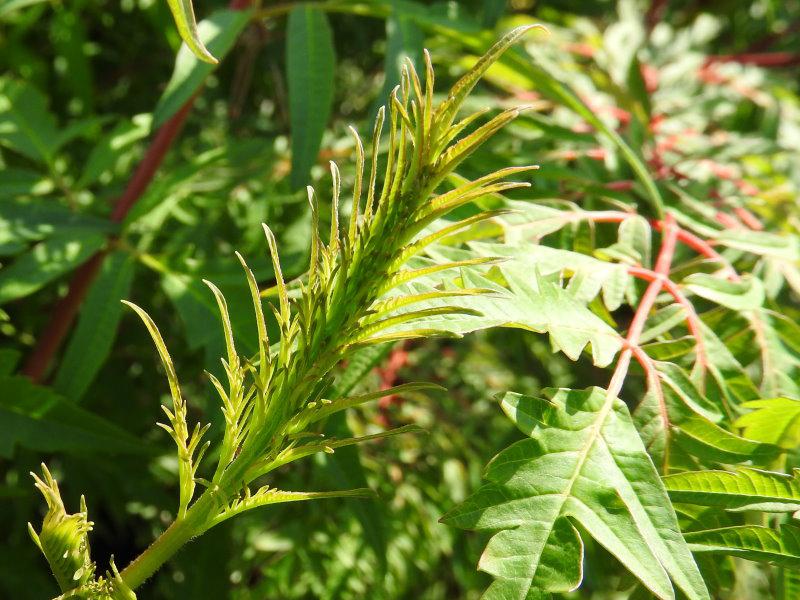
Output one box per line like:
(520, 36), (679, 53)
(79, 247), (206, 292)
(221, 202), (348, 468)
(165, 0), (218, 64)
(469, 241), (630, 309)
(160, 270), (256, 360)
(746, 310), (800, 399)
(0, 168), (53, 201)
(735, 398), (800, 449)
(48, 7), (94, 112)
(482, 0), (507, 27)
(287, 6), (336, 189)
(0, 376), (146, 457)
(0, 199), (113, 256)
(384, 261), (622, 367)
(684, 273), (765, 310)
(672, 413), (779, 466)
(0, 349), (20, 375)
(636, 360), (777, 469)
(698, 322), (762, 408)
(714, 229), (800, 262)
(641, 336), (698, 361)
(434, 25), (542, 135)
(0, 78), (59, 162)
(78, 115), (152, 187)
(53, 252), (135, 401)
(0, 0), (48, 18)
(443, 388), (709, 600)
(28, 465), (96, 593)
(664, 468), (800, 512)
(286, 381), (443, 433)
(323, 344), (393, 573)
(685, 525), (800, 568)
(380, 1), (424, 104)
(0, 232), (106, 304)
(428, 25), (665, 215)
(153, 9), (252, 126)
(207, 486), (376, 530)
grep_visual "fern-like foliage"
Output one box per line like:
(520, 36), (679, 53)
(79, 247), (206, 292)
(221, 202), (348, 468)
(29, 8), (800, 599)
(30, 25), (547, 597)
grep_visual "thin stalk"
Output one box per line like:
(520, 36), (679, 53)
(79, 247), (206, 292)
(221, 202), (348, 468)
(607, 213), (678, 399)
(119, 493), (217, 589)
(627, 265), (708, 374)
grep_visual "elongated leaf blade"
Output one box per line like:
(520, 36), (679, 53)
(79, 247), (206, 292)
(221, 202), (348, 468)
(684, 273), (765, 311)
(287, 6), (335, 189)
(153, 9), (252, 126)
(686, 525), (800, 568)
(735, 398), (800, 449)
(0, 376), (146, 457)
(53, 252), (135, 401)
(0, 233), (106, 304)
(665, 468), (800, 512)
(165, 0), (217, 64)
(0, 79), (59, 162)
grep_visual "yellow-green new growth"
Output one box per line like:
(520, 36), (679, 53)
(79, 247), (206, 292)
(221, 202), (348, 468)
(32, 25), (543, 596)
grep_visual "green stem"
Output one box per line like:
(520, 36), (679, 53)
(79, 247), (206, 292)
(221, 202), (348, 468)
(119, 493), (216, 590)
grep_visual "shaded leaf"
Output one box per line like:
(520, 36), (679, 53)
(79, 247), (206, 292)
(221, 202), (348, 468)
(53, 252), (135, 401)
(0, 233), (106, 304)
(0, 199), (112, 256)
(684, 273), (764, 311)
(0, 78), (59, 162)
(0, 376), (146, 457)
(287, 6), (335, 189)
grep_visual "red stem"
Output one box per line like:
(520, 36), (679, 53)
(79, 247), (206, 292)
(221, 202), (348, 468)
(650, 220), (741, 281)
(110, 99), (196, 222)
(645, 0), (668, 32)
(608, 214), (678, 398)
(21, 100), (196, 382)
(22, 2), (251, 382)
(20, 252), (108, 380)
(705, 52), (800, 68)
(628, 266), (708, 372)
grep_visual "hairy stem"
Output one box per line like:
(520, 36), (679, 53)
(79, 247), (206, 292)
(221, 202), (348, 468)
(119, 492), (217, 589)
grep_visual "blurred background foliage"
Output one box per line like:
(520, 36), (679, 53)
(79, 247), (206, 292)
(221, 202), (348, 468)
(1, 0), (799, 597)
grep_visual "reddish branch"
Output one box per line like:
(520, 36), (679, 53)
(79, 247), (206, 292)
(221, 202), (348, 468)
(21, 94), (197, 382)
(110, 100), (196, 223)
(21, 252), (109, 381)
(706, 52), (800, 68)
(747, 20), (800, 53)
(628, 265), (708, 372)
(645, 0), (668, 32)
(566, 211), (740, 282)
(608, 214), (679, 393)
(607, 214), (680, 462)
(21, 2), (251, 382)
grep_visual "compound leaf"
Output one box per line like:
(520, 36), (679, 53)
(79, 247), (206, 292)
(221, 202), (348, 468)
(442, 387), (708, 600)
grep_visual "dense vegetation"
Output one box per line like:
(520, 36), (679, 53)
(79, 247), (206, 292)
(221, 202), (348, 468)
(2, 0), (799, 598)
